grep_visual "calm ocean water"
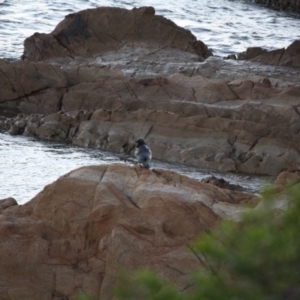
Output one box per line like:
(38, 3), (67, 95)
(0, 0), (299, 59)
(1, 0), (293, 203)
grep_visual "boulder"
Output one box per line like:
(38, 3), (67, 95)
(22, 6), (212, 62)
(0, 164), (255, 299)
(237, 47), (268, 60)
(201, 176), (245, 192)
(0, 197), (18, 210)
(238, 40), (300, 68)
(2, 60), (300, 175)
(274, 171), (300, 190)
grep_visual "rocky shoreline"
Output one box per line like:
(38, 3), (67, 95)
(1, 7), (300, 176)
(0, 164), (259, 299)
(0, 6), (300, 299)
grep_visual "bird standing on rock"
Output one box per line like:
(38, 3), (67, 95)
(135, 138), (152, 169)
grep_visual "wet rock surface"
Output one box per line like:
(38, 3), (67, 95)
(0, 164), (255, 300)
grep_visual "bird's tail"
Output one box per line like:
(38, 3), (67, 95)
(141, 159), (150, 169)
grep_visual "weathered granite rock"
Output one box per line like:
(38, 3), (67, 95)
(22, 6), (212, 62)
(0, 197), (18, 210)
(237, 40), (300, 68)
(0, 164), (255, 300)
(274, 171), (300, 190)
(3, 50), (300, 115)
(2, 60), (300, 175)
(0, 60), (123, 115)
(237, 47), (269, 60)
(201, 176), (245, 192)
(69, 92), (300, 176)
(257, 171), (300, 212)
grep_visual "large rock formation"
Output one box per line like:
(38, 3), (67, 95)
(238, 40), (300, 68)
(0, 164), (255, 300)
(1, 58), (300, 176)
(22, 6), (212, 62)
(1, 6), (300, 176)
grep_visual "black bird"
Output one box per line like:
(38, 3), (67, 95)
(135, 138), (152, 169)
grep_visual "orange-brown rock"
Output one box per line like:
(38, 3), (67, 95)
(274, 171), (300, 190)
(0, 60), (122, 115)
(0, 164), (254, 299)
(22, 6), (212, 62)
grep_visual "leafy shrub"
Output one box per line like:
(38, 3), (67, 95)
(115, 184), (300, 300)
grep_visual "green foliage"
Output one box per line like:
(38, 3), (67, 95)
(115, 185), (300, 300)
(76, 294), (94, 300)
(115, 270), (183, 300)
